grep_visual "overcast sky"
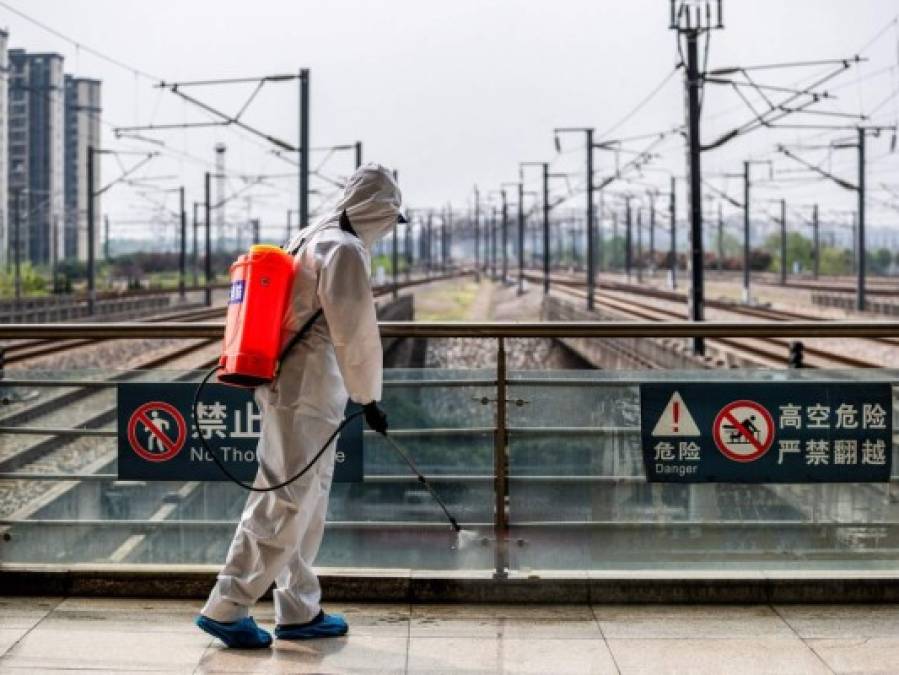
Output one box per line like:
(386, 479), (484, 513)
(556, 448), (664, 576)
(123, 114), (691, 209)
(4, 0), (899, 244)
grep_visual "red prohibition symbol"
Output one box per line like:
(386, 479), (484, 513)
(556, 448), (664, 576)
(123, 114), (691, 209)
(713, 399), (775, 463)
(127, 401), (187, 463)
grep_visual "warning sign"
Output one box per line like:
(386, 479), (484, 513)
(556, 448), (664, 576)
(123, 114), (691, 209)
(713, 400), (774, 463)
(117, 382), (363, 482)
(640, 381), (892, 483)
(127, 401), (187, 462)
(651, 391), (700, 437)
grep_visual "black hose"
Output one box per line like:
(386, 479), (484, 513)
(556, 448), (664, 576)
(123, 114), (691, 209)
(191, 363), (363, 493)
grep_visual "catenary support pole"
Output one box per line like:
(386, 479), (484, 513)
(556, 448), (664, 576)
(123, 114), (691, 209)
(192, 202), (199, 286)
(742, 161), (751, 303)
(636, 207), (643, 283)
(392, 216), (398, 300)
(685, 28), (705, 354)
(669, 176), (677, 289)
(625, 197), (633, 280)
(856, 127), (865, 311)
(87, 145), (96, 316)
(179, 186), (186, 299)
(586, 129), (595, 310)
(717, 202), (724, 271)
(13, 188), (21, 314)
(204, 172), (212, 307)
(473, 187), (480, 282)
(779, 198), (787, 285)
(649, 193), (656, 273)
(542, 163), (550, 294)
(501, 190), (508, 283)
(299, 69), (310, 230)
(517, 180), (524, 295)
(812, 203), (819, 280)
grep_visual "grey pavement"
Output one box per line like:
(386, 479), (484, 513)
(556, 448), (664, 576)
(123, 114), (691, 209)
(0, 597), (897, 673)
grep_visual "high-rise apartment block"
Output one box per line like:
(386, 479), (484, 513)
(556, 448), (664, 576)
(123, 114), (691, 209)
(7, 43), (101, 268)
(64, 75), (101, 262)
(9, 49), (65, 266)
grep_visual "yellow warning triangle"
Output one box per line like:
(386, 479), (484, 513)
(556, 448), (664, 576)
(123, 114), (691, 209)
(651, 391), (700, 437)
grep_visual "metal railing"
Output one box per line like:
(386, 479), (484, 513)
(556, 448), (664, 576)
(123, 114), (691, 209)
(1, 319), (898, 578)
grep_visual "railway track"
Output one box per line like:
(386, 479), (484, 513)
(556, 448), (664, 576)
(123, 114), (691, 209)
(0, 270), (471, 520)
(524, 269), (894, 367)
(0, 305), (228, 366)
(0, 270), (468, 368)
(547, 282), (882, 369)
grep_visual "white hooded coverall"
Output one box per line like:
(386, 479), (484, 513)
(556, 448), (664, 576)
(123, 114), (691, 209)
(202, 163), (402, 625)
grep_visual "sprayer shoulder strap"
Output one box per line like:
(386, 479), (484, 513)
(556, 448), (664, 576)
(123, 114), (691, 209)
(278, 233), (324, 365)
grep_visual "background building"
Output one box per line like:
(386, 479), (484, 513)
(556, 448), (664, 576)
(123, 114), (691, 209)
(64, 75), (101, 262)
(8, 49), (64, 266)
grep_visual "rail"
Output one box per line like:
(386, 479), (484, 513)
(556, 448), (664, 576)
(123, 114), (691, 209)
(1, 319), (898, 340)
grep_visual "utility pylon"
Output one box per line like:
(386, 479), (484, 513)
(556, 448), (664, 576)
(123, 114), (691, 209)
(670, 0), (723, 355)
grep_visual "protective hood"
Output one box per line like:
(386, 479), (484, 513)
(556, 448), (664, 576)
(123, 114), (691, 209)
(326, 163), (402, 249)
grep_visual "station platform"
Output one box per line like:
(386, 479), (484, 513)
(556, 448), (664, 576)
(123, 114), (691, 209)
(0, 596), (896, 673)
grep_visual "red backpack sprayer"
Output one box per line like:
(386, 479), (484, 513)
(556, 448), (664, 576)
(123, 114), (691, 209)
(193, 243), (472, 543)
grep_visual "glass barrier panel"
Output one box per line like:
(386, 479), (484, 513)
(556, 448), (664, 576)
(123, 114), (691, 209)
(507, 369), (899, 573)
(0, 368), (496, 571)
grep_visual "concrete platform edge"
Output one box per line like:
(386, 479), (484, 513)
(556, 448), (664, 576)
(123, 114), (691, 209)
(2, 566), (899, 602)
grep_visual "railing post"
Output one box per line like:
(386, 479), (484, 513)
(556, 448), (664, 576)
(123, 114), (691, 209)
(494, 336), (509, 579)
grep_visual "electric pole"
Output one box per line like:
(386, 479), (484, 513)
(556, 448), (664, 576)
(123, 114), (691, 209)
(501, 189), (508, 283)
(179, 186), (186, 299)
(392, 211), (399, 299)
(354, 140), (362, 169)
(779, 198), (787, 285)
(517, 180), (525, 294)
(649, 192), (656, 274)
(214, 143), (226, 251)
(104, 216), (110, 262)
(543, 164), (550, 293)
(812, 204), (819, 279)
(192, 202), (199, 286)
(856, 127), (865, 310)
(683, 16), (704, 353)
(299, 69), (310, 230)
(717, 202), (723, 271)
(204, 171), (212, 306)
(13, 188), (21, 314)
(636, 206), (643, 283)
(473, 187), (481, 282)
(669, 176), (677, 289)
(625, 197), (633, 280)
(87, 145), (96, 315)
(670, 0), (722, 355)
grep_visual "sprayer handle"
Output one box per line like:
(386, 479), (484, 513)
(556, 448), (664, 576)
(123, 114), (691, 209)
(363, 401), (388, 436)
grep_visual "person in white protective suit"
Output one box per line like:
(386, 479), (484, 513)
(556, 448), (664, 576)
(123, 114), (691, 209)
(196, 163), (403, 648)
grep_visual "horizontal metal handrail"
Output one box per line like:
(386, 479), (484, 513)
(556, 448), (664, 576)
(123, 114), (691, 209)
(0, 378), (499, 388)
(2, 517), (895, 528)
(1, 320), (899, 340)
(2, 472), (896, 483)
(0, 425), (636, 437)
(0, 473), (646, 483)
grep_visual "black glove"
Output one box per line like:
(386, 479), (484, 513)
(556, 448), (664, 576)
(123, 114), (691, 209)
(363, 401), (388, 436)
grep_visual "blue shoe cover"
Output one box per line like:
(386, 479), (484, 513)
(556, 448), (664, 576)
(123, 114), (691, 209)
(195, 615), (272, 649)
(275, 611), (349, 639)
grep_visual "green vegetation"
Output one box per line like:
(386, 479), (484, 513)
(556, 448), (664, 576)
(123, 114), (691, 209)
(762, 231), (815, 273)
(0, 262), (48, 296)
